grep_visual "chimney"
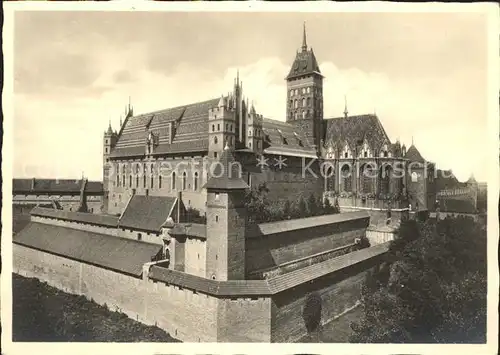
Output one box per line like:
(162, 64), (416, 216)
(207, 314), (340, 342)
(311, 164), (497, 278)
(31, 178), (36, 190)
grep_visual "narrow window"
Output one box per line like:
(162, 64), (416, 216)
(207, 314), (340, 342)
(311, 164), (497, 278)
(214, 136), (218, 144)
(214, 152), (218, 158)
(137, 233), (142, 241)
(212, 124), (215, 132)
(217, 124), (220, 131)
(172, 171), (176, 190)
(215, 215), (219, 222)
(129, 175), (132, 187)
(194, 172), (199, 191)
(159, 175), (162, 189)
(182, 172), (187, 191)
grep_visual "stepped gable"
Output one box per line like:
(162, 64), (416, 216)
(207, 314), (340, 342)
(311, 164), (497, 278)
(323, 114), (391, 154)
(261, 118), (318, 158)
(119, 195), (179, 232)
(405, 144), (426, 163)
(14, 222), (162, 277)
(110, 98), (220, 158)
(203, 146), (249, 190)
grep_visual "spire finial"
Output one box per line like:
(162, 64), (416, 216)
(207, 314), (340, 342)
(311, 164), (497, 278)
(412, 136), (414, 146)
(343, 95), (348, 118)
(237, 69), (240, 85)
(302, 21), (308, 52)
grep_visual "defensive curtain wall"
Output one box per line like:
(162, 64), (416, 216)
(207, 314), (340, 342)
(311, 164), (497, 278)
(14, 209), (389, 342)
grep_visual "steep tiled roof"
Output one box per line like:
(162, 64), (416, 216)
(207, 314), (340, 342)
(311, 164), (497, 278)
(14, 222), (162, 277)
(261, 118), (318, 158)
(203, 146), (249, 190)
(110, 98), (219, 158)
(119, 195), (178, 232)
(323, 114), (391, 154)
(286, 49), (322, 80)
(405, 144), (426, 163)
(30, 207), (119, 227)
(13, 178), (103, 195)
(169, 223), (207, 240)
(248, 211), (370, 238)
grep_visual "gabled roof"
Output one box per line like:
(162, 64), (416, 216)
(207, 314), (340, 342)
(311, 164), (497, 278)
(14, 222), (162, 277)
(203, 146), (249, 190)
(31, 207), (119, 228)
(13, 178), (103, 195)
(323, 114), (391, 153)
(405, 144), (426, 163)
(248, 211), (369, 238)
(119, 195), (179, 232)
(110, 98), (220, 158)
(261, 118), (318, 158)
(286, 48), (322, 80)
(169, 223), (207, 240)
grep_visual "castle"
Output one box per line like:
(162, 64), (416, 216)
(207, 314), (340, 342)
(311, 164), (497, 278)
(102, 24), (436, 217)
(13, 24), (440, 342)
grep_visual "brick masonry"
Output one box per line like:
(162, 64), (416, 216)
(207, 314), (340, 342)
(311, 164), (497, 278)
(13, 240), (385, 342)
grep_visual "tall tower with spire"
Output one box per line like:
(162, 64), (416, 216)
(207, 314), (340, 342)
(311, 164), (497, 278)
(286, 22), (324, 149)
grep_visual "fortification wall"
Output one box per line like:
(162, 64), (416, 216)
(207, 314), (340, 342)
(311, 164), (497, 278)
(217, 297), (272, 342)
(13, 244), (221, 342)
(184, 238), (206, 277)
(270, 256), (382, 343)
(246, 218), (367, 274)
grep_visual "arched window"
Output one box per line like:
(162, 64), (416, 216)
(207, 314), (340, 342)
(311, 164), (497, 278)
(171, 171), (176, 190)
(159, 175), (162, 189)
(150, 164), (154, 188)
(302, 111), (306, 119)
(212, 124), (215, 132)
(194, 172), (199, 191)
(290, 100), (293, 107)
(361, 164), (374, 193)
(217, 124), (220, 131)
(380, 165), (392, 195)
(182, 172), (187, 190)
(129, 175), (132, 187)
(294, 100), (298, 109)
(307, 97), (311, 106)
(136, 175), (139, 188)
(225, 123), (228, 131)
(341, 165), (352, 192)
(230, 124), (233, 131)
(302, 98), (306, 107)
(411, 172), (418, 182)
(214, 136), (218, 144)
(307, 87), (311, 94)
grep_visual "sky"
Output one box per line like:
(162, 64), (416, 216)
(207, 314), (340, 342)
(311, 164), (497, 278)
(12, 11), (490, 182)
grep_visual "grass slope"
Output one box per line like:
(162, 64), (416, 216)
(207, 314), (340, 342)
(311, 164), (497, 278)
(12, 274), (180, 342)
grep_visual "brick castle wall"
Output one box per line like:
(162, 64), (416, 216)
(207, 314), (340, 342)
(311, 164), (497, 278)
(13, 241), (385, 342)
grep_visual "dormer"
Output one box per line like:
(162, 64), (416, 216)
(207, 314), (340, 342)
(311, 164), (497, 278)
(359, 140), (372, 159)
(146, 131), (159, 155)
(340, 141), (352, 159)
(293, 132), (303, 146)
(276, 128), (287, 145)
(379, 142), (391, 158)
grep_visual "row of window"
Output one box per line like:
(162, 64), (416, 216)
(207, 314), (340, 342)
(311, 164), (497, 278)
(290, 87), (312, 96)
(116, 171), (201, 191)
(212, 123), (233, 132)
(289, 110), (312, 120)
(290, 97), (312, 109)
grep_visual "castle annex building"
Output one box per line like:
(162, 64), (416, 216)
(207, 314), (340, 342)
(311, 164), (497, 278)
(103, 24), (436, 216)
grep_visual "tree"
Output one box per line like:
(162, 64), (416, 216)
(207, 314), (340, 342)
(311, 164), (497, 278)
(307, 193), (319, 216)
(349, 216), (487, 343)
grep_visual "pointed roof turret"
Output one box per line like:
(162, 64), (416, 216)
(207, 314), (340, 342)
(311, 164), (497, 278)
(466, 174), (477, 184)
(286, 23), (323, 80)
(218, 95), (226, 108)
(106, 120), (113, 135)
(302, 21), (308, 52)
(203, 147), (249, 190)
(343, 95), (349, 118)
(406, 144), (425, 163)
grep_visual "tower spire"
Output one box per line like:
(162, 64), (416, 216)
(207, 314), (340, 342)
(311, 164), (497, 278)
(302, 21), (308, 52)
(343, 95), (348, 118)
